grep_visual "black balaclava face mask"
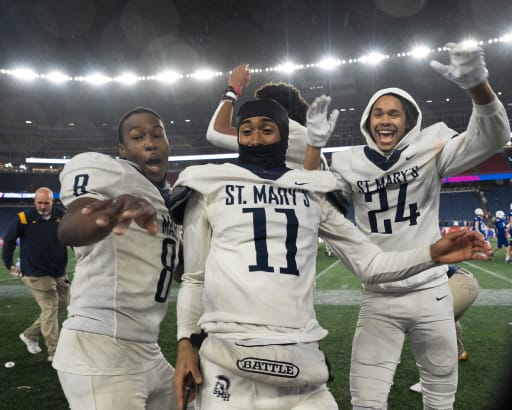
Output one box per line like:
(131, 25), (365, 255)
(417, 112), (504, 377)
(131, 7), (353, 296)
(236, 99), (289, 169)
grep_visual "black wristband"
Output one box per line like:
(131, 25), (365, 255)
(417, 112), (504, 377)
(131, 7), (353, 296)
(225, 85), (240, 97)
(222, 87), (238, 104)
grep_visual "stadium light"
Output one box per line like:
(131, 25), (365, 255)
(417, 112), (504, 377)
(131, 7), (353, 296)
(114, 72), (140, 85)
(154, 70), (182, 84)
(499, 32), (512, 43)
(460, 39), (480, 48)
(10, 68), (38, 81)
(83, 73), (112, 85)
(274, 62), (300, 74)
(409, 46), (431, 59)
(45, 71), (71, 83)
(359, 52), (387, 65)
(1, 31), (511, 88)
(317, 57), (342, 70)
(189, 69), (220, 80)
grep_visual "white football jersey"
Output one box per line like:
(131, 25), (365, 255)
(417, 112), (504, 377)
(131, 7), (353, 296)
(59, 152), (180, 342)
(331, 89), (510, 291)
(176, 163), (337, 343)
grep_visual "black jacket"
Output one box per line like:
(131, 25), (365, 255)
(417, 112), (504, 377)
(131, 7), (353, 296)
(2, 205), (68, 277)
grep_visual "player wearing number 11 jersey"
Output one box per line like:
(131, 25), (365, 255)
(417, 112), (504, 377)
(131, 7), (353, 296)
(330, 42), (510, 410)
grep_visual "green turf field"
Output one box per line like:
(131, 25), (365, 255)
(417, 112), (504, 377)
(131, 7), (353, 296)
(1, 242), (511, 409)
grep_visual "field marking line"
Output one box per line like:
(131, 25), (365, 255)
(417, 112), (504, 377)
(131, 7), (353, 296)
(463, 261), (512, 285)
(316, 259), (340, 280)
(0, 277), (19, 283)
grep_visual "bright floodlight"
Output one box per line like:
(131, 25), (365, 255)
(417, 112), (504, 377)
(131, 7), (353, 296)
(115, 72), (139, 85)
(84, 73), (112, 85)
(275, 62), (297, 74)
(500, 32), (512, 43)
(460, 39), (479, 49)
(155, 70), (182, 84)
(11, 68), (38, 81)
(45, 71), (70, 83)
(410, 46), (431, 59)
(317, 57), (341, 70)
(359, 52), (386, 65)
(190, 69), (219, 80)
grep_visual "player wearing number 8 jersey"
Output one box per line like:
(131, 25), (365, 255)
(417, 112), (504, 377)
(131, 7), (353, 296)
(53, 108), (187, 410)
(330, 42), (510, 409)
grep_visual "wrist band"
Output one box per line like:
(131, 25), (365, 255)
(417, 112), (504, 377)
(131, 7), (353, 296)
(230, 84), (242, 96)
(226, 85), (240, 97)
(222, 88), (239, 104)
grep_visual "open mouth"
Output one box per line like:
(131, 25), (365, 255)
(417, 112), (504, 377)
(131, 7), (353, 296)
(146, 157), (163, 173)
(376, 129), (395, 142)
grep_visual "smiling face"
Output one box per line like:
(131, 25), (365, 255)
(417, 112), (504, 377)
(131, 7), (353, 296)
(368, 95), (408, 153)
(118, 112), (170, 185)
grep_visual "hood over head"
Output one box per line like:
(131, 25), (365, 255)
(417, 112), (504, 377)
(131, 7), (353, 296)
(360, 87), (422, 154)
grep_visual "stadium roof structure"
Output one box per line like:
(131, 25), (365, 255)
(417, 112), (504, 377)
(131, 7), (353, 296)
(0, 0), (511, 165)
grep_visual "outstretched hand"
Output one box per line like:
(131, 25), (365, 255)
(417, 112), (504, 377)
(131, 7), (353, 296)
(430, 229), (492, 264)
(81, 194), (158, 236)
(306, 95), (339, 147)
(430, 42), (488, 90)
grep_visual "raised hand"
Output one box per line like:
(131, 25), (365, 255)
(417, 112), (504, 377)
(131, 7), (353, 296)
(306, 95), (339, 147)
(430, 42), (488, 89)
(228, 64), (251, 96)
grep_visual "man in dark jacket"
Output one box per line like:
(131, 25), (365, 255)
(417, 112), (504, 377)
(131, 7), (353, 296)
(2, 187), (69, 362)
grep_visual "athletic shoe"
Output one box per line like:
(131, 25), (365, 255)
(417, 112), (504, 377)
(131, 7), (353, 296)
(409, 381), (422, 394)
(47, 355), (54, 362)
(458, 351), (468, 361)
(19, 333), (42, 354)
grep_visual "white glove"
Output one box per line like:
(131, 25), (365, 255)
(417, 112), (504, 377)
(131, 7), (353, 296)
(429, 42), (488, 89)
(306, 95), (339, 147)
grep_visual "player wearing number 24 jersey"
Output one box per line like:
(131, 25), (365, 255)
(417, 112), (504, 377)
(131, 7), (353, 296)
(330, 42), (510, 410)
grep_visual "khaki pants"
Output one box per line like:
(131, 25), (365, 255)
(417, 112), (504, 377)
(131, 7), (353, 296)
(22, 275), (70, 355)
(448, 269), (479, 355)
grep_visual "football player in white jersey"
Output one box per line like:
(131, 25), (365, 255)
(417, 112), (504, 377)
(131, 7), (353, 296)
(53, 108), (187, 410)
(173, 96), (491, 410)
(329, 42), (510, 409)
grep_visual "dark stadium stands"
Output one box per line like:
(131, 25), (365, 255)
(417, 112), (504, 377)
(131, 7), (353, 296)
(439, 190), (482, 225)
(483, 185), (512, 214)
(477, 152), (512, 174)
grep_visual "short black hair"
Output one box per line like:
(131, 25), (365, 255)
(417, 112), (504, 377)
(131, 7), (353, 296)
(255, 82), (309, 125)
(117, 107), (162, 143)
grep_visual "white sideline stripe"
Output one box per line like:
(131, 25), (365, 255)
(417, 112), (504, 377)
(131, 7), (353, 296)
(463, 261), (512, 285)
(313, 289), (512, 306)
(316, 260), (340, 280)
(1, 285), (510, 305)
